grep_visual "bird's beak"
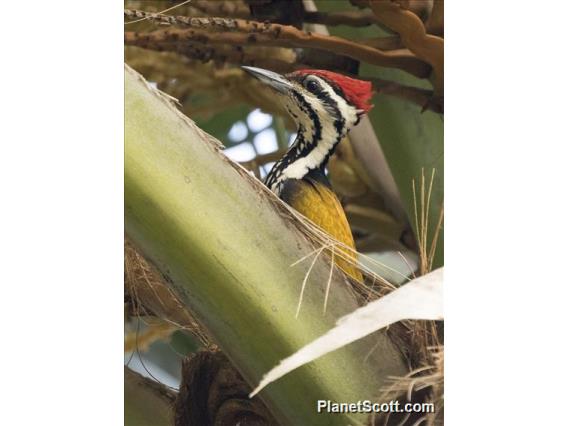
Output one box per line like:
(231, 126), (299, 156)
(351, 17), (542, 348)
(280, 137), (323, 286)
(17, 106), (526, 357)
(242, 66), (294, 94)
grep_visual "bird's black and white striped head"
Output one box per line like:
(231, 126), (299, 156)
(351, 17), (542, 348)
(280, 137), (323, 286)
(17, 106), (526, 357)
(242, 66), (374, 195)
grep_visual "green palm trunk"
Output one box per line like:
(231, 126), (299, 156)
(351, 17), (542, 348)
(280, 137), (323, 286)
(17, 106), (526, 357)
(125, 65), (407, 425)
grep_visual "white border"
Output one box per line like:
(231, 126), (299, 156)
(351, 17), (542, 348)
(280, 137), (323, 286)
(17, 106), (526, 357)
(0, 2), (123, 424)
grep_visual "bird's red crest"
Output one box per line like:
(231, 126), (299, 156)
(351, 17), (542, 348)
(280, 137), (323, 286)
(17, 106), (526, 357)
(291, 69), (374, 113)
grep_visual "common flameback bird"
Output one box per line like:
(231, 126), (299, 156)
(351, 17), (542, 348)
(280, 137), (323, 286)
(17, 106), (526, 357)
(243, 66), (374, 282)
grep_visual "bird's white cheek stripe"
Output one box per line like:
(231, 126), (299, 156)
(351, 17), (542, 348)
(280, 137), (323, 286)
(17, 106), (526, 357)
(269, 78), (359, 194)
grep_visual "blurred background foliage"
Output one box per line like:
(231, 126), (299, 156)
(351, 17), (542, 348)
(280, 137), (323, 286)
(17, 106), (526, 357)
(124, 1), (443, 424)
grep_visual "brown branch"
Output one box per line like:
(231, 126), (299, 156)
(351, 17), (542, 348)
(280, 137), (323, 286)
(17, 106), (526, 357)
(124, 16), (431, 78)
(128, 33), (302, 74)
(124, 10), (362, 71)
(125, 9), (241, 29)
(358, 35), (403, 50)
(124, 10), (440, 112)
(125, 34), (440, 112)
(356, 0), (435, 21)
(178, 41), (300, 72)
(369, 1), (443, 95)
(125, 5), (383, 28)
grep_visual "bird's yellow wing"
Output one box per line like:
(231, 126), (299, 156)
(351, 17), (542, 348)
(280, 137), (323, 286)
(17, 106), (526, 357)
(280, 177), (362, 282)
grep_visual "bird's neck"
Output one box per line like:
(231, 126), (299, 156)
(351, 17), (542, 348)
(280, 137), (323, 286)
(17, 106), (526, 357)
(265, 115), (347, 195)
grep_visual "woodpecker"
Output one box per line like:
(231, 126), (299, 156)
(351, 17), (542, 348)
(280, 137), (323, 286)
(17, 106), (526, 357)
(242, 66), (374, 282)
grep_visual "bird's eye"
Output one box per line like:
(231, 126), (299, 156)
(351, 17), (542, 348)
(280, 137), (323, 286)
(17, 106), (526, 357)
(305, 79), (320, 93)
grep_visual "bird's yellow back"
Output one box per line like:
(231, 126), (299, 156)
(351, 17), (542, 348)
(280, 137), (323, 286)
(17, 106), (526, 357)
(280, 177), (362, 282)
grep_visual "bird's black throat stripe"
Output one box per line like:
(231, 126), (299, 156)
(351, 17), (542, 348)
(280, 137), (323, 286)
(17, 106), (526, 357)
(264, 78), (348, 195)
(316, 86), (345, 168)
